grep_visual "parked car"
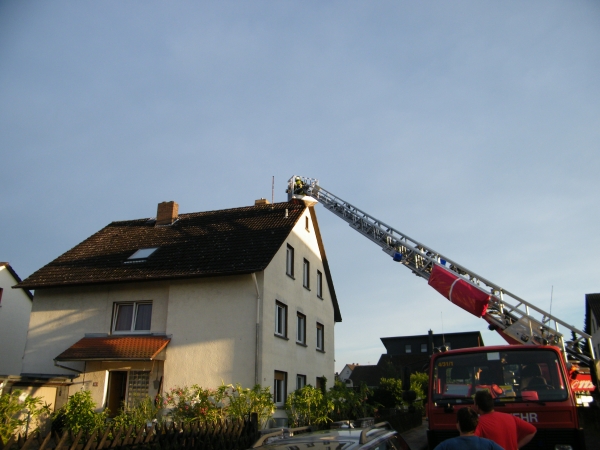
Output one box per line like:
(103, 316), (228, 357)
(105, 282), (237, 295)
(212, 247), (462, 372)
(249, 421), (411, 450)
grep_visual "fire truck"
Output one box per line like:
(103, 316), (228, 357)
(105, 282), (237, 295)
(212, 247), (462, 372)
(288, 176), (596, 449)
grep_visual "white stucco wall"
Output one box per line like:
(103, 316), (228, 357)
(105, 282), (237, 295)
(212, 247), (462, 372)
(0, 266), (32, 376)
(22, 281), (170, 376)
(260, 206), (336, 417)
(163, 275), (258, 390)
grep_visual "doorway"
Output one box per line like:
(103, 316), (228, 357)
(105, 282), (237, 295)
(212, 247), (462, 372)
(107, 371), (127, 417)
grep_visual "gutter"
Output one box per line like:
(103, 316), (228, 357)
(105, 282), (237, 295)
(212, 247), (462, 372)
(53, 360), (84, 374)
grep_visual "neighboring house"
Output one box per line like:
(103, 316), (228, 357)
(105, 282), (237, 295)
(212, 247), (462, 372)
(17, 199), (341, 423)
(337, 363), (358, 385)
(584, 293), (600, 360)
(0, 263), (33, 376)
(349, 330), (483, 388)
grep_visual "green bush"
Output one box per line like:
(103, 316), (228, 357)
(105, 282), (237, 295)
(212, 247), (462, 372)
(111, 396), (162, 429)
(0, 390), (50, 442)
(162, 383), (275, 426)
(285, 385), (333, 427)
(328, 381), (374, 421)
(52, 390), (107, 434)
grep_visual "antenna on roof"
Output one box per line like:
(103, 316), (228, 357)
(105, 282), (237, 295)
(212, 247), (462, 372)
(272, 176), (274, 204)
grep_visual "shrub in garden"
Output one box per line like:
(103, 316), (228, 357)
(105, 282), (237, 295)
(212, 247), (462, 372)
(0, 390), (50, 442)
(226, 384), (275, 428)
(285, 385), (333, 427)
(162, 383), (275, 426)
(328, 381), (374, 422)
(52, 390), (107, 434)
(111, 396), (162, 429)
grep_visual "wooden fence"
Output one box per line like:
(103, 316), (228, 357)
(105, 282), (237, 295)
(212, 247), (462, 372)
(0, 415), (260, 450)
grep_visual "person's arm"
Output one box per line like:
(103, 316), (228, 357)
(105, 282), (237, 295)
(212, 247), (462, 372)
(517, 431), (535, 449)
(514, 417), (537, 449)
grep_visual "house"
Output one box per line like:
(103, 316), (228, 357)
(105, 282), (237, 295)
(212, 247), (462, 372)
(337, 363), (359, 384)
(0, 263), (33, 377)
(349, 330), (483, 388)
(16, 199), (341, 423)
(584, 293), (600, 361)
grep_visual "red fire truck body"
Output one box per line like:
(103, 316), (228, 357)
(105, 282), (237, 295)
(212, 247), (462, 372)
(426, 345), (586, 449)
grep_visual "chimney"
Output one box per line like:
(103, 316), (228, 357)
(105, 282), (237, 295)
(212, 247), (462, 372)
(255, 198), (270, 206)
(156, 201), (178, 225)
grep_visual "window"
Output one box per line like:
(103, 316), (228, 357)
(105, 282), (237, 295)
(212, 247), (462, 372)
(296, 374), (306, 390)
(0, 287), (3, 306)
(296, 312), (306, 345)
(286, 245), (294, 277)
(303, 259), (310, 289)
(421, 343), (427, 353)
(405, 344), (412, 354)
(274, 371), (287, 405)
(126, 247), (158, 263)
(305, 216), (310, 231)
(316, 322), (324, 351)
(275, 301), (287, 337)
(316, 271), (323, 298)
(113, 302), (152, 333)
(316, 376), (326, 390)
(127, 371), (150, 407)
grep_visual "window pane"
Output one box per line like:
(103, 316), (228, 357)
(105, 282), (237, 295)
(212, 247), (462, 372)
(115, 304), (134, 331)
(317, 323), (324, 350)
(317, 271), (322, 298)
(134, 303), (152, 330)
(405, 344), (411, 354)
(303, 259), (309, 288)
(286, 245), (294, 276)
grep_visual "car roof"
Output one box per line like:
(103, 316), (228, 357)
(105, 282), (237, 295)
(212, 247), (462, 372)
(252, 425), (397, 450)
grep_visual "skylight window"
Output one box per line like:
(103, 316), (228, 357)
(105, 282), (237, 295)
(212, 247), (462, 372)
(128, 247), (158, 260)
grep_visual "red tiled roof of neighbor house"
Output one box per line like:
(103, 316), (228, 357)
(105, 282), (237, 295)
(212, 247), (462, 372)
(17, 200), (341, 321)
(55, 335), (171, 361)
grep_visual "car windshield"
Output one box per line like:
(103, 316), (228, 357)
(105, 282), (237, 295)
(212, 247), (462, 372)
(431, 349), (569, 404)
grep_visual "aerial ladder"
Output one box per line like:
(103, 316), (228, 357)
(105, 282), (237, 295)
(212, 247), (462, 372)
(287, 176), (597, 399)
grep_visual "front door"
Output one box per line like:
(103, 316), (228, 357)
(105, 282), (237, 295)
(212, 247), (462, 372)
(107, 371), (127, 417)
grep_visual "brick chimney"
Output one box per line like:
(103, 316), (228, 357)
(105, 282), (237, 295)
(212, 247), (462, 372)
(156, 201), (178, 225)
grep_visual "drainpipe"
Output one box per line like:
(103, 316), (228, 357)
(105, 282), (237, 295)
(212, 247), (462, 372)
(252, 273), (261, 386)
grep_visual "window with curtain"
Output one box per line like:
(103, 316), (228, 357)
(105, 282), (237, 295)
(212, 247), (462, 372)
(113, 302), (152, 333)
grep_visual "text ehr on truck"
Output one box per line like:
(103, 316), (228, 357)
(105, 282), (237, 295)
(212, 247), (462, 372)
(288, 175), (596, 450)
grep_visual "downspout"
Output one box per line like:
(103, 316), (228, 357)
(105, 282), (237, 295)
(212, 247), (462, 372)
(252, 273), (261, 386)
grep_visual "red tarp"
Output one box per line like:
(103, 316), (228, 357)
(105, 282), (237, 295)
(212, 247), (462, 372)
(428, 264), (490, 317)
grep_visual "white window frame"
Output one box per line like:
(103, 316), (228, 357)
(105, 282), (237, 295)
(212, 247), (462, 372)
(316, 271), (323, 298)
(112, 301), (152, 334)
(286, 245), (294, 277)
(296, 312), (306, 345)
(275, 301), (287, 337)
(316, 322), (324, 351)
(296, 374), (306, 390)
(274, 371), (287, 406)
(303, 259), (310, 289)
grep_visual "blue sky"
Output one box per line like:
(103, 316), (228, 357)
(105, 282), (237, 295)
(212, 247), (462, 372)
(1, 1), (599, 373)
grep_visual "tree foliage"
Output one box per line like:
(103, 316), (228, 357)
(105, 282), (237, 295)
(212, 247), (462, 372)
(0, 390), (50, 442)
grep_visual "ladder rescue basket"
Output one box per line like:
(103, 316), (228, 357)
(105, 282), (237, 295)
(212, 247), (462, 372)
(428, 264), (490, 317)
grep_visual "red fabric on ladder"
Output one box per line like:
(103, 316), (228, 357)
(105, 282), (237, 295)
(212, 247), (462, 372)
(428, 264), (490, 317)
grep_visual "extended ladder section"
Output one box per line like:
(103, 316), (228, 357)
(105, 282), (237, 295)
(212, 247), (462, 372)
(288, 176), (595, 367)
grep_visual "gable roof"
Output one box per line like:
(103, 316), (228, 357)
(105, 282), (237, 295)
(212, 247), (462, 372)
(17, 201), (341, 322)
(1, 262), (33, 300)
(585, 293), (600, 334)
